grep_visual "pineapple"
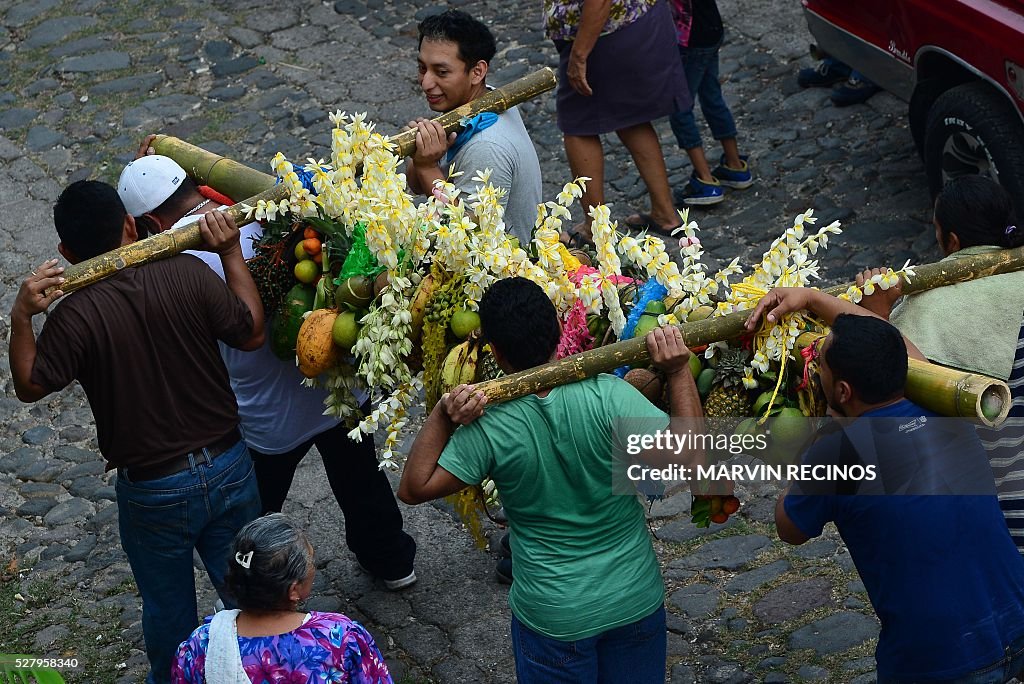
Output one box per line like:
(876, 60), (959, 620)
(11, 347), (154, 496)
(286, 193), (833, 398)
(703, 348), (752, 417)
(476, 344), (505, 382)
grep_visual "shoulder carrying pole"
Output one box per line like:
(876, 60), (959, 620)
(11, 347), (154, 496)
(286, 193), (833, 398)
(50, 68), (558, 296)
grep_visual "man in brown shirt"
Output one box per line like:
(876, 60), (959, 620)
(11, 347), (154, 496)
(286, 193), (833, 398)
(9, 180), (264, 684)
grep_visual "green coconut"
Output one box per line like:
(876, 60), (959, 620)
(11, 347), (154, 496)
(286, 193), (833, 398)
(335, 276), (374, 309)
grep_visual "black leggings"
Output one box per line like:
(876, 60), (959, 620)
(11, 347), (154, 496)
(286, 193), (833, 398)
(249, 421), (416, 580)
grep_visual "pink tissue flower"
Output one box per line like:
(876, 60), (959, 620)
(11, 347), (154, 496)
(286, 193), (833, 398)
(557, 300), (594, 358)
(568, 264), (633, 286)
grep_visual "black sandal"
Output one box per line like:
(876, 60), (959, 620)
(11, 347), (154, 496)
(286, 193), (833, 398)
(622, 213), (682, 236)
(560, 229), (596, 250)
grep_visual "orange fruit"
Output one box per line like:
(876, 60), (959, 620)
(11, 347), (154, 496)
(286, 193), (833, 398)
(723, 496), (740, 515)
(312, 252), (322, 265)
(710, 512), (729, 525)
(303, 227), (319, 239)
(303, 238), (322, 256)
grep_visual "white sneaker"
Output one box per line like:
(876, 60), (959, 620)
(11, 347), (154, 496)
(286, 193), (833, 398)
(382, 570), (417, 591)
(357, 561), (417, 591)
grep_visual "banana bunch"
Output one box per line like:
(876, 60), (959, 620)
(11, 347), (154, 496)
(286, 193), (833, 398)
(438, 335), (484, 398)
(408, 271), (437, 344)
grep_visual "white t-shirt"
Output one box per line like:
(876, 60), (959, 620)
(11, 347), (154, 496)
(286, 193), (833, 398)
(182, 217), (350, 454)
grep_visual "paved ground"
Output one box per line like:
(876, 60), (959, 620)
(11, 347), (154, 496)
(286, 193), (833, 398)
(0, 0), (945, 682)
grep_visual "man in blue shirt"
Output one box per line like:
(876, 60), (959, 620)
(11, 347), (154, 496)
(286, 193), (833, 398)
(748, 298), (1024, 682)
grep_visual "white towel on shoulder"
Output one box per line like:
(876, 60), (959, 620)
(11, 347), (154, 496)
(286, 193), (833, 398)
(205, 609), (250, 684)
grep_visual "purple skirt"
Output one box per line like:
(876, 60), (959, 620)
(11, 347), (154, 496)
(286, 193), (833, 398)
(555, 0), (691, 136)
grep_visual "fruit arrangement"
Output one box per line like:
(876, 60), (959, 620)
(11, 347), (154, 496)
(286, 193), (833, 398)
(253, 211), (369, 366)
(234, 111), (921, 547)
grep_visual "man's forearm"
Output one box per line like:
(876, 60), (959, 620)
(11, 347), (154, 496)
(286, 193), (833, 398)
(220, 248), (265, 343)
(9, 311), (46, 402)
(406, 158), (426, 195)
(667, 368), (703, 420)
(806, 289), (875, 326)
(667, 368), (705, 467)
(412, 162), (445, 198)
(807, 290), (926, 360)
(398, 403), (456, 503)
(636, 368), (705, 469)
(774, 486), (810, 545)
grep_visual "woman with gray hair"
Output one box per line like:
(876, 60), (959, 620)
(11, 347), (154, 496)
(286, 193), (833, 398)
(171, 514), (393, 683)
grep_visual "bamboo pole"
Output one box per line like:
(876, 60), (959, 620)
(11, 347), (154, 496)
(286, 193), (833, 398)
(149, 136), (276, 200)
(475, 246), (1024, 420)
(51, 184), (288, 296)
(906, 359), (1009, 425)
(50, 69), (558, 296)
(793, 332), (1011, 426)
(388, 68), (557, 159)
(154, 68), (558, 202)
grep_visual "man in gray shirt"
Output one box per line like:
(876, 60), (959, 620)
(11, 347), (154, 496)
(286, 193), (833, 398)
(406, 9), (543, 246)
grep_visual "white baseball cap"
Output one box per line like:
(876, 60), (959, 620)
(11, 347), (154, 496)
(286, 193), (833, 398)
(117, 155), (188, 217)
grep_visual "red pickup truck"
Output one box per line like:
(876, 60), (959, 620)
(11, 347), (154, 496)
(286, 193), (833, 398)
(803, 0), (1024, 212)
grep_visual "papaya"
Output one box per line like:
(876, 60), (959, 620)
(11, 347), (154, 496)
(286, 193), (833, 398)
(270, 284), (316, 360)
(688, 352), (703, 379)
(296, 309), (339, 378)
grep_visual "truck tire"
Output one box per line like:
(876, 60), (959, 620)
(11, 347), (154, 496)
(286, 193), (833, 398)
(923, 82), (1024, 216)
(909, 78), (946, 161)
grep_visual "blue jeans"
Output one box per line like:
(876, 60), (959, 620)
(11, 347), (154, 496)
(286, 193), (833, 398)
(878, 633), (1024, 684)
(511, 605), (666, 683)
(115, 439), (261, 684)
(669, 41), (737, 151)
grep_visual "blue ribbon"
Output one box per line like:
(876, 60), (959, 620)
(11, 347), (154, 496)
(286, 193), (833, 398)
(614, 279), (668, 378)
(445, 112), (500, 164)
(274, 163), (318, 194)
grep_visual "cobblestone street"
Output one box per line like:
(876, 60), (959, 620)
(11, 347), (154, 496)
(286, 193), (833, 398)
(0, 0), (943, 681)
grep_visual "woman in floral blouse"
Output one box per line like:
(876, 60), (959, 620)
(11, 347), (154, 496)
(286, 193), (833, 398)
(171, 514), (392, 684)
(546, 0), (691, 245)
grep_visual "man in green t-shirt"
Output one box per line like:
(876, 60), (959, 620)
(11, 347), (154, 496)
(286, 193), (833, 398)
(398, 277), (703, 682)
